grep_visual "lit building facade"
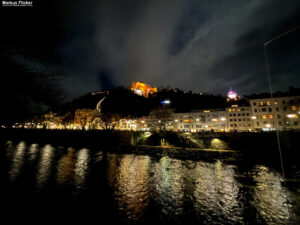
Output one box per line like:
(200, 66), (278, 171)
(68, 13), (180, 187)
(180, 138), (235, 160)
(250, 96), (300, 131)
(131, 82), (157, 98)
(226, 105), (253, 131)
(173, 109), (227, 132)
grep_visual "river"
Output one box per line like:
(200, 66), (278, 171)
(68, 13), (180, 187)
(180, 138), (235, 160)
(1, 140), (299, 224)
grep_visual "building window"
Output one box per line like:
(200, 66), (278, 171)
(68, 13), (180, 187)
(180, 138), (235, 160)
(282, 100), (285, 104)
(276, 107), (279, 112)
(277, 115), (281, 119)
(256, 122), (260, 126)
(246, 113), (250, 116)
(238, 119), (241, 121)
(268, 108), (272, 112)
(253, 102), (256, 106)
(238, 113), (241, 116)
(242, 113), (245, 116)
(260, 101), (264, 106)
(267, 101), (270, 105)
(241, 108), (245, 111)
(269, 115), (273, 119)
(262, 108), (266, 112)
(292, 106), (296, 111)
(233, 114), (236, 116)
(274, 101), (278, 105)
(262, 115), (267, 119)
(254, 109), (258, 112)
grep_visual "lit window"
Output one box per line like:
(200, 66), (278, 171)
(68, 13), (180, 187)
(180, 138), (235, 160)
(267, 101), (270, 105)
(274, 101), (278, 105)
(292, 106), (296, 111)
(262, 115), (267, 119)
(228, 109), (232, 112)
(260, 101), (264, 106)
(269, 115), (273, 119)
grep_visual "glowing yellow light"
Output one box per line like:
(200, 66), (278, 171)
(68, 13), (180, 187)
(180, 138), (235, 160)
(287, 114), (297, 118)
(204, 110), (210, 113)
(292, 106), (296, 111)
(251, 116), (257, 119)
(262, 115), (267, 119)
(220, 117), (226, 121)
(269, 115), (273, 119)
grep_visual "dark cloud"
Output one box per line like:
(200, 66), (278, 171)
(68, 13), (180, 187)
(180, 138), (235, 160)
(1, 0), (300, 99)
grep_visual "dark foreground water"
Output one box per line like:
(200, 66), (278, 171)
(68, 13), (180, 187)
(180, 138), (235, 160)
(1, 141), (300, 225)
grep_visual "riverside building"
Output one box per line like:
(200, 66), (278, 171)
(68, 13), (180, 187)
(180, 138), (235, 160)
(173, 109), (227, 132)
(226, 105), (253, 131)
(250, 96), (300, 131)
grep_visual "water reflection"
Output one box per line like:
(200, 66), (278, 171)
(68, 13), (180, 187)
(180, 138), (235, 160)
(107, 154), (151, 222)
(57, 148), (76, 185)
(252, 165), (291, 225)
(36, 145), (55, 189)
(192, 160), (242, 224)
(9, 141), (27, 182)
(3, 141), (299, 224)
(28, 143), (39, 162)
(153, 157), (184, 217)
(74, 148), (90, 191)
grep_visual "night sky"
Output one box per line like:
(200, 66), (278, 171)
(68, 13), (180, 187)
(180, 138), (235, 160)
(1, 0), (300, 99)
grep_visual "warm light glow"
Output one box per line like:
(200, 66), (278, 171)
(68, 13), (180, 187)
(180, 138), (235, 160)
(204, 110), (210, 113)
(262, 115), (267, 119)
(131, 82), (157, 98)
(220, 117), (226, 121)
(291, 106), (296, 111)
(287, 114), (297, 118)
(251, 116), (257, 119)
(266, 124), (271, 128)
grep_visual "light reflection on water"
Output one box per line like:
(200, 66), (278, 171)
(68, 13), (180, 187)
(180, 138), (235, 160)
(9, 141), (26, 182)
(36, 144), (55, 189)
(107, 154), (151, 222)
(57, 147), (76, 185)
(74, 148), (90, 192)
(3, 141), (300, 224)
(252, 165), (291, 225)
